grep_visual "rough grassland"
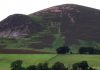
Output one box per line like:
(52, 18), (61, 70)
(0, 54), (100, 70)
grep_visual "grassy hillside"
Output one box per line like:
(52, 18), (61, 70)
(1, 32), (100, 54)
(0, 54), (100, 70)
(1, 4), (100, 51)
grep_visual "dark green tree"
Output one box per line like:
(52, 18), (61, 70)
(37, 63), (43, 70)
(72, 61), (89, 70)
(72, 63), (80, 70)
(36, 62), (50, 70)
(79, 61), (89, 70)
(26, 65), (36, 70)
(79, 47), (94, 54)
(42, 62), (50, 70)
(11, 60), (25, 70)
(56, 46), (70, 54)
(51, 62), (68, 70)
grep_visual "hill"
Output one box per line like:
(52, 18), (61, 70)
(31, 4), (100, 44)
(0, 14), (43, 38)
(0, 4), (100, 52)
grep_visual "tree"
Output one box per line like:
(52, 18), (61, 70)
(11, 60), (25, 70)
(79, 61), (89, 70)
(79, 47), (87, 54)
(79, 47), (94, 54)
(56, 46), (70, 54)
(51, 62), (68, 70)
(93, 49), (100, 54)
(72, 63), (80, 70)
(26, 65), (36, 70)
(36, 62), (50, 70)
(37, 63), (43, 70)
(72, 61), (89, 70)
(42, 62), (50, 70)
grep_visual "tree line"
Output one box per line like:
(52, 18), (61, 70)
(11, 60), (96, 70)
(56, 46), (100, 54)
(79, 47), (100, 54)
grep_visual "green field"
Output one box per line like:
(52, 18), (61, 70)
(0, 54), (100, 70)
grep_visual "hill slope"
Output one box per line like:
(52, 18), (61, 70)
(0, 14), (43, 38)
(1, 4), (100, 51)
(31, 4), (100, 44)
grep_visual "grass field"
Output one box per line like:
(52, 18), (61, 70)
(0, 54), (100, 70)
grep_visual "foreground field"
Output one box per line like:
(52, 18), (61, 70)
(0, 54), (100, 70)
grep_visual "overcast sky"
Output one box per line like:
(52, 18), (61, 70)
(0, 0), (100, 21)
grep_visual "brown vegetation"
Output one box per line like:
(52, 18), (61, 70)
(0, 49), (52, 54)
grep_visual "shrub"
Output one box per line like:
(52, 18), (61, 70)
(72, 61), (90, 70)
(11, 60), (25, 70)
(79, 47), (94, 54)
(56, 46), (70, 54)
(26, 65), (36, 70)
(51, 62), (68, 70)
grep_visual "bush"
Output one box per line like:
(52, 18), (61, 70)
(51, 62), (68, 70)
(37, 63), (43, 70)
(79, 61), (89, 70)
(11, 60), (96, 70)
(26, 65), (36, 70)
(72, 63), (80, 70)
(79, 47), (94, 54)
(71, 61), (95, 70)
(37, 62), (50, 70)
(56, 46), (70, 54)
(11, 60), (25, 70)
(42, 63), (49, 70)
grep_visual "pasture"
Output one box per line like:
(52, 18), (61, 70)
(0, 54), (100, 70)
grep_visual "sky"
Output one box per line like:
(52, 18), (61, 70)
(0, 0), (100, 21)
